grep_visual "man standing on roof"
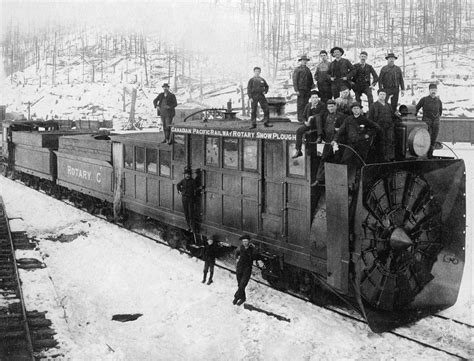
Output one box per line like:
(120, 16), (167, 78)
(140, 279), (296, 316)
(415, 83), (443, 158)
(153, 83), (178, 144)
(378, 53), (405, 112)
(353, 51), (378, 109)
(314, 50), (332, 103)
(247, 67), (272, 129)
(328, 46), (355, 99)
(293, 55), (315, 122)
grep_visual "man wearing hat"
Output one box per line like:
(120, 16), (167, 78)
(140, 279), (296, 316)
(314, 50), (332, 103)
(311, 99), (346, 186)
(328, 46), (355, 99)
(334, 85), (354, 115)
(177, 167), (199, 232)
(153, 83), (178, 144)
(378, 53), (405, 112)
(292, 90), (326, 158)
(292, 55), (315, 122)
(353, 51), (379, 109)
(332, 102), (381, 185)
(247, 66), (272, 129)
(415, 83), (443, 157)
(367, 89), (395, 162)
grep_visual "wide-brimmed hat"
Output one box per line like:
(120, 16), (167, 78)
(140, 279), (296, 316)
(330, 46), (344, 55)
(350, 101), (362, 109)
(298, 55), (310, 61)
(310, 90), (321, 97)
(162, 83), (170, 88)
(385, 52), (398, 60)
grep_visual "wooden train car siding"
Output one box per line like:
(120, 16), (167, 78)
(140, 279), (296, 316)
(13, 144), (56, 180)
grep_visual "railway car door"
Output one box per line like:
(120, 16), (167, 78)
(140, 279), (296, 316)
(261, 140), (285, 240)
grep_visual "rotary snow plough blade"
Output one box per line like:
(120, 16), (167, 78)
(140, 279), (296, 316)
(352, 159), (466, 332)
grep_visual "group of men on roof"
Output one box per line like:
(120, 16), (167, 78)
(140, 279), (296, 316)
(246, 46), (442, 187)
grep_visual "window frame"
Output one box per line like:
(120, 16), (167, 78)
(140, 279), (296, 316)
(124, 144), (134, 170)
(287, 141), (306, 178)
(146, 147), (158, 174)
(242, 138), (258, 172)
(159, 149), (172, 178)
(205, 136), (221, 167)
(223, 137), (240, 170)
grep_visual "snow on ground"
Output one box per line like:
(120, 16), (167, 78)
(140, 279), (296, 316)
(0, 144), (472, 360)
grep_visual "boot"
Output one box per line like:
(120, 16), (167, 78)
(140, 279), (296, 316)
(202, 273), (207, 283)
(207, 278), (213, 285)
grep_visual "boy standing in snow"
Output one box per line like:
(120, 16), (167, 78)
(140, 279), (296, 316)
(202, 235), (218, 285)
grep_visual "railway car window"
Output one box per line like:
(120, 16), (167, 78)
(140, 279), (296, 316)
(159, 150), (171, 177)
(243, 140), (257, 171)
(135, 147), (145, 172)
(124, 145), (134, 169)
(146, 148), (158, 174)
(223, 138), (239, 169)
(173, 134), (186, 161)
(206, 137), (220, 166)
(288, 142), (305, 177)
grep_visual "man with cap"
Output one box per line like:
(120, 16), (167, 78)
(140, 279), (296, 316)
(334, 85), (354, 115)
(311, 99), (346, 186)
(332, 102), (381, 185)
(292, 55), (315, 122)
(247, 66), (272, 129)
(202, 235), (219, 285)
(328, 46), (355, 99)
(177, 167), (199, 232)
(378, 53), (405, 112)
(153, 83), (178, 144)
(367, 89), (395, 162)
(415, 83), (443, 157)
(233, 234), (259, 306)
(292, 90), (327, 158)
(353, 51), (378, 109)
(314, 50), (332, 103)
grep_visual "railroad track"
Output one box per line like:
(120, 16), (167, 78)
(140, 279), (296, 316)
(0, 196), (57, 360)
(4, 177), (474, 360)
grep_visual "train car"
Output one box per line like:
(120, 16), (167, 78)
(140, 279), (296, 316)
(54, 133), (115, 213)
(106, 105), (464, 332)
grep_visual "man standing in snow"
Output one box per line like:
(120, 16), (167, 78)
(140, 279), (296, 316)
(415, 83), (443, 157)
(233, 235), (258, 306)
(247, 67), (272, 129)
(352, 51), (378, 109)
(202, 235), (219, 285)
(378, 53), (405, 112)
(153, 83), (178, 144)
(314, 50), (332, 103)
(293, 55), (315, 122)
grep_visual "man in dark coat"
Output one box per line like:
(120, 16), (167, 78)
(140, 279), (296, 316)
(415, 83), (443, 157)
(153, 83), (178, 144)
(292, 90), (327, 159)
(332, 102), (381, 185)
(328, 46), (355, 99)
(176, 167), (198, 232)
(293, 55), (315, 122)
(247, 67), (272, 129)
(311, 99), (346, 186)
(378, 53), (405, 112)
(367, 89), (395, 162)
(353, 51), (378, 109)
(233, 235), (258, 306)
(202, 235), (219, 285)
(314, 50), (332, 103)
